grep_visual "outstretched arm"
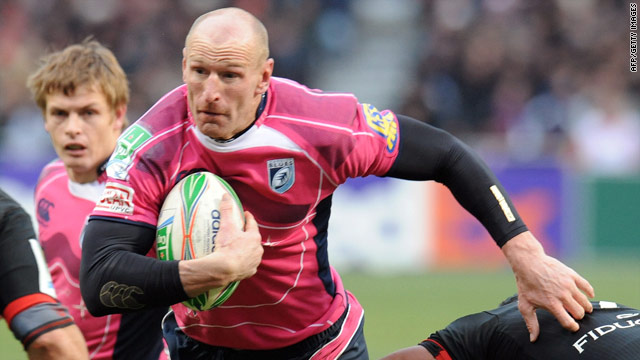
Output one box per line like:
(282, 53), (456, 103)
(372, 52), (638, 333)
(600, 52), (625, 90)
(386, 115), (527, 246)
(386, 115), (594, 341)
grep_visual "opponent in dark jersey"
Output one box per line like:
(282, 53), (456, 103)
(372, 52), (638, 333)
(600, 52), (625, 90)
(0, 188), (88, 359)
(80, 7), (594, 359)
(382, 296), (640, 360)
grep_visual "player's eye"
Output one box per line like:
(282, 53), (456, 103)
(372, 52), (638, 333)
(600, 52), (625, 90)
(221, 72), (239, 80)
(51, 109), (68, 117)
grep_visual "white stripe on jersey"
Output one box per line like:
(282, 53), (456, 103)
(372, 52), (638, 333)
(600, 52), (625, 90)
(267, 114), (375, 139)
(28, 239), (57, 298)
(273, 77), (358, 99)
(218, 226), (309, 310)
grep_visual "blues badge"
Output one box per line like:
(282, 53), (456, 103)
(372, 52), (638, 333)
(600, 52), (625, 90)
(267, 158), (295, 194)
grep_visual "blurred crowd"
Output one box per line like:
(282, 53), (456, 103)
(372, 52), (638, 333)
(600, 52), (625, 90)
(398, 0), (640, 175)
(0, 0), (638, 189)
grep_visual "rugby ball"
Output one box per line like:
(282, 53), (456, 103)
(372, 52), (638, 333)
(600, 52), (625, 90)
(155, 172), (244, 311)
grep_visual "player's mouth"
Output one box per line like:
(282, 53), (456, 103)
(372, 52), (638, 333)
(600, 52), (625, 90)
(198, 109), (226, 119)
(64, 143), (87, 156)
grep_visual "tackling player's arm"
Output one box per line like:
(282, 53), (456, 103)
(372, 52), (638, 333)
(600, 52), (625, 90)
(0, 189), (88, 359)
(386, 115), (594, 341)
(80, 194), (262, 316)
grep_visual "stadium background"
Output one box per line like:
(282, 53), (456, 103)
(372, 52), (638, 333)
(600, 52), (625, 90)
(0, 0), (638, 358)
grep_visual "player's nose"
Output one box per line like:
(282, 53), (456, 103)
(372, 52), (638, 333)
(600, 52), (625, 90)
(64, 113), (83, 136)
(202, 76), (221, 103)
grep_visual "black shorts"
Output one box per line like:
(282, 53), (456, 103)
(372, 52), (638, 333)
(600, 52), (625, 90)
(161, 307), (368, 360)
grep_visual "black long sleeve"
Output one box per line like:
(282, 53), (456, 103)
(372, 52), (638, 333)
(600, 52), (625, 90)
(385, 115), (528, 246)
(80, 218), (187, 316)
(0, 189), (41, 310)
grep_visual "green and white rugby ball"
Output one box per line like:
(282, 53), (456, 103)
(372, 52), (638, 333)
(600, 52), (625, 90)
(155, 171), (244, 311)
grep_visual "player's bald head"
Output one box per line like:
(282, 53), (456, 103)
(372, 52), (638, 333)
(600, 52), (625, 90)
(185, 7), (269, 64)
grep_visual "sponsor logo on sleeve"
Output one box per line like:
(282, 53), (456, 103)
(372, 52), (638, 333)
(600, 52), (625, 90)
(95, 182), (135, 215)
(99, 281), (144, 309)
(362, 103), (398, 153)
(37, 198), (54, 224)
(107, 124), (152, 180)
(267, 158), (295, 194)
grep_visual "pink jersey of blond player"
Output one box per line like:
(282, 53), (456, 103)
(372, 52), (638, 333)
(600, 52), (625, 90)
(91, 77), (400, 352)
(36, 161), (168, 359)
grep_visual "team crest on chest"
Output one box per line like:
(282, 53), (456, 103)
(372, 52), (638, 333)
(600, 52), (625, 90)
(267, 158), (295, 194)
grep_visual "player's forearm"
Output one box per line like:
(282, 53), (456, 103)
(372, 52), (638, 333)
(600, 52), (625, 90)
(386, 115), (528, 246)
(27, 325), (88, 360)
(80, 219), (187, 315)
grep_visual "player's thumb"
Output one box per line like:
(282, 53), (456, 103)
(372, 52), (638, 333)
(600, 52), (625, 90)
(243, 211), (258, 232)
(519, 302), (540, 342)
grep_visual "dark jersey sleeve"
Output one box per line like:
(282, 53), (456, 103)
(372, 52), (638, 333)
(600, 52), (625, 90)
(80, 218), (187, 316)
(0, 189), (41, 309)
(0, 189), (76, 349)
(385, 115), (528, 247)
(424, 310), (506, 360)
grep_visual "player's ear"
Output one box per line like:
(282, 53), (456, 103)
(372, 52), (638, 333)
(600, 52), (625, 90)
(182, 47), (188, 82)
(256, 58), (273, 95)
(43, 112), (53, 133)
(42, 99), (54, 133)
(114, 105), (127, 132)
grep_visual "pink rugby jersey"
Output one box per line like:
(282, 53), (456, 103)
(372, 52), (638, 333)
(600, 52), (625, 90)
(92, 77), (400, 351)
(36, 161), (168, 359)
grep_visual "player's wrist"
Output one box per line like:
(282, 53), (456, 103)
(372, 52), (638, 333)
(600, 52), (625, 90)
(179, 255), (234, 297)
(502, 232), (544, 260)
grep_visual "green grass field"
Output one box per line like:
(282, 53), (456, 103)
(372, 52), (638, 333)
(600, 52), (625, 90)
(344, 258), (640, 359)
(1, 259), (638, 359)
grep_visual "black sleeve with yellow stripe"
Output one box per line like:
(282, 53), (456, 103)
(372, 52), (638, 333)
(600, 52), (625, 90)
(385, 115), (528, 247)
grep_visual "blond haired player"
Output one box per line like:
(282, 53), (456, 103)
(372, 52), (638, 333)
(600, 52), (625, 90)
(28, 39), (168, 359)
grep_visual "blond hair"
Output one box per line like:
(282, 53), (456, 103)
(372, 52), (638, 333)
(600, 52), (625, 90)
(27, 38), (129, 117)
